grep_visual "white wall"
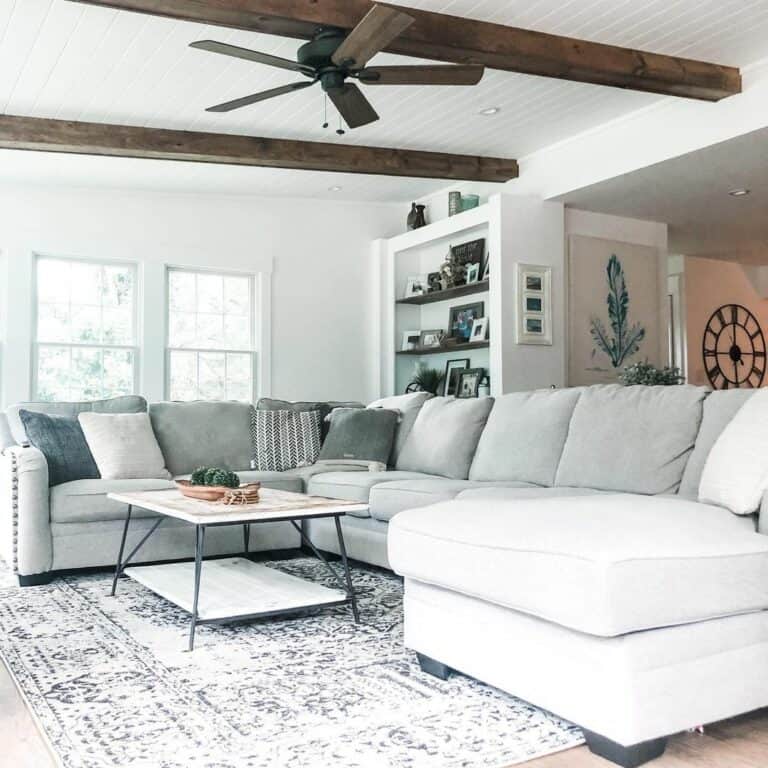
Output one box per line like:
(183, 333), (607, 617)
(0, 184), (401, 409)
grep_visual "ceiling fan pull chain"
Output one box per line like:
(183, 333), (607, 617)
(336, 111), (346, 136)
(322, 93), (329, 129)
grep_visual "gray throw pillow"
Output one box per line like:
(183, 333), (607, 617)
(19, 410), (100, 487)
(318, 408), (399, 467)
(257, 398), (363, 439)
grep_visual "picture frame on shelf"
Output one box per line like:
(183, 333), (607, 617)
(401, 330), (421, 351)
(404, 275), (427, 298)
(516, 264), (552, 346)
(465, 263), (480, 284)
(481, 258), (490, 281)
(451, 239), (485, 270)
(457, 368), (485, 398)
(449, 301), (484, 341)
(443, 358), (470, 396)
(470, 317), (489, 343)
(419, 329), (444, 349)
(427, 271), (442, 293)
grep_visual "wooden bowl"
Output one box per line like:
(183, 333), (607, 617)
(176, 480), (228, 501)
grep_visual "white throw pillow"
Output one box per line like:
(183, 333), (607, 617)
(78, 412), (171, 480)
(698, 389), (766, 515)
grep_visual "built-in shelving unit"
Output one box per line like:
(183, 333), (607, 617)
(371, 194), (566, 399)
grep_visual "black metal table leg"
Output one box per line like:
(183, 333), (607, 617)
(334, 516), (359, 623)
(189, 525), (206, 651)
(243, 523), (250, 558)
(111, 505), (133, 596)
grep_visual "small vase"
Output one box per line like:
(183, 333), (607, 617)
(448, 191), (462, 217)
(413, 204), (427, 229)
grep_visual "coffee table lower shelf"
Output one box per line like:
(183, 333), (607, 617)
(125, 558), (350, 623)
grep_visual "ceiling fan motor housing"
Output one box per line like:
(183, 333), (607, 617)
(297, 28), (347, 71)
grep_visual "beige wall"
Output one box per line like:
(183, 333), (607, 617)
(685, 256), (768, 387)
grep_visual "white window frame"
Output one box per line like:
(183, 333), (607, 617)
(32, 254), (140, 401)
(164, 266), (257, 401)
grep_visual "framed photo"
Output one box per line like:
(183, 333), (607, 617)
(465, 263), (480, 284)
(404, 274), (427, 298)
(443, 358), (470, 396)
(516, 264), (552, 345)
(418, 329), (444, 349)
(450, 238), (485, 270)
(427, 271), (442, 293)
(456, 368), (485, 398)
(401, 330), (420, 351)
(449, 301), (484, 340)
(470, 316), (489, 343)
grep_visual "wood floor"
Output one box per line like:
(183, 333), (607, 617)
(2, 653), (768, 767)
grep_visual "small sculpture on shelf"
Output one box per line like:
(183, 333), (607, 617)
(406, 203), (427, 231)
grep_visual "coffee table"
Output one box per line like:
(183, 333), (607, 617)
(106, 487), (367, 650)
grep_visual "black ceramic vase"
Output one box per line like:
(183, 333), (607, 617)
(407, 203), (427, 231)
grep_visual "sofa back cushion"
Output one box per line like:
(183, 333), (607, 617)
(149, 401), (253, 476)
(678, 389), (754, 498)
(256, 397), (363, 439)
(367, 391), (431, 465)
(469, 388), (582, 486)
(555, 384), (707, 494)
(698, 389), (768, 515)
(395, 396), (494, 480)
(7, 395), (147, 444)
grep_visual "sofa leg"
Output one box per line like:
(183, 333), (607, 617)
(18, 572), (53, 587)
(416, 653), (452, 680)
(583, 730), (667, 767)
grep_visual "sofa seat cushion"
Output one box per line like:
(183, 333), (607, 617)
(555, 384), (707, 494)
(306, 471), (440, 516)
(51, 479), (176, 524)
(455, 486), (606, 502)
(369, 479), (538, 523)
(388, 494), (768, 637)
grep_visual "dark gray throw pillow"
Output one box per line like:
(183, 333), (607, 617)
(19, 410), (100, 487)
(318, 408), (399, 466)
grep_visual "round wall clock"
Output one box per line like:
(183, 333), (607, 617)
(702, 304), (766, 389)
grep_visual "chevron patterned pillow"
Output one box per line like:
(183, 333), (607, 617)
(250, 409), (322, 472)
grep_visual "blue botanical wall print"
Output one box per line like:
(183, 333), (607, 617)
(568, 236), (661, 386)
(589, 254), (646, 368)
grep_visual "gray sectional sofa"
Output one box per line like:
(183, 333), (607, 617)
(3, 384), (768, 766)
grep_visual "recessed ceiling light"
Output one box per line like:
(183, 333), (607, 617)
(728, 188), (750, 197)
(479, 106), (501, 116)
(328, 185), (342, 192)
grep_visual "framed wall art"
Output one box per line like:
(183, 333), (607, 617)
(516, 264), (552, 346)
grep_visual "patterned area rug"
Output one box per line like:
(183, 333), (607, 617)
(0, 558), (583, 767)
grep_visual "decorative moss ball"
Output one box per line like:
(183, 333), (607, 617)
(190, 466), (240, 488)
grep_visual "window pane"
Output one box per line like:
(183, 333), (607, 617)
(197, 274), (224, 314)
(169, 350), (198, 401)
(196, 312), (225, 348)
(226, 353), (253, 402)
(224, 314), (251, 351)
(224, 276), (250, 316)
(37, 345), (134, 401)
(168, 311), (197, 348)
(169, 270), (196, 313)
(35, 257), (137, 401)
(198, 352), (226, 400)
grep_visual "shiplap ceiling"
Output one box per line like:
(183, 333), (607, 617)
(2, 0), (768, 200)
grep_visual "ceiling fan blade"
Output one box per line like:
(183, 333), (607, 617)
(331, 4), (414, 69)
(358, 65), (486, 86)
(190, 40), (313, 75)
(328, 83), (380, 129)
(206, 81), (315, 113)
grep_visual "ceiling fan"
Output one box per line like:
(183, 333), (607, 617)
(190, 3), (485, 130)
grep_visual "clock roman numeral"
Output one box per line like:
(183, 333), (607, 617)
(731, 305), (738, 324)
(716, 308), (726, 327)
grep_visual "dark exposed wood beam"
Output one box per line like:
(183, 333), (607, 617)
(0, 115), (518, 182)
(69, 1), (741, 101)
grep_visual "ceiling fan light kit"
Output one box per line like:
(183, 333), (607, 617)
(190, 4), (485, 130)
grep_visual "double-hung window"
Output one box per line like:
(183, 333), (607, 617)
(34, 256), (138, 401)
(166, 268), (255, 401)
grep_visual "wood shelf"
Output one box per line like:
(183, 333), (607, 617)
(396, 280), (489, 306)
(397, 341), (490, 356)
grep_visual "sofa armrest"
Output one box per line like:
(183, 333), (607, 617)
(758, 491), (768, 535)
(0, 445), (52, 576)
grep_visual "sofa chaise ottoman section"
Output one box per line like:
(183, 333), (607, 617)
(388, 494), (768, 637)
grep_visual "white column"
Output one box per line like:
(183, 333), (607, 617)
(139, 260), (166, 402)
